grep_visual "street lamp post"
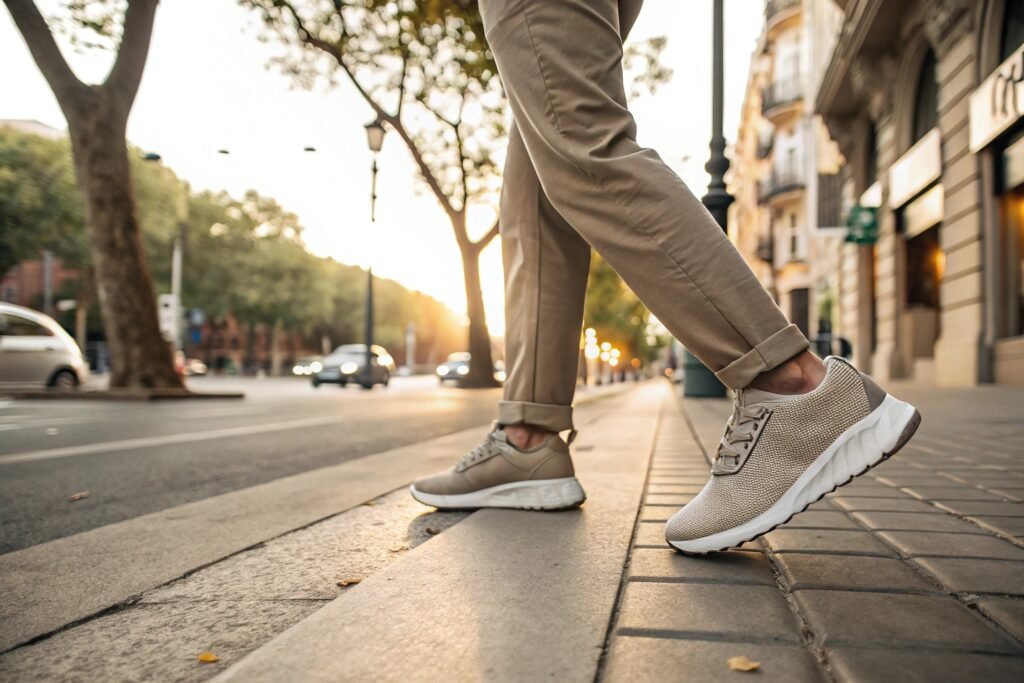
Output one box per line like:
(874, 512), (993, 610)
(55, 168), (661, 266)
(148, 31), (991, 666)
(363, 117), (387, 387)
(684, 0), (731, 398)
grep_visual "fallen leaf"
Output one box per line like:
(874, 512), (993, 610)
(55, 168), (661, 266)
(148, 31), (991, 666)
(727, 656), (760, 672)
(336, 578), (362, 587)
(68, 491), (90, 502)
(425, 527), (441, 535)
(389, 545), (409, 553)
(197, 652), (219, 663)
(363, 500), (376, 506)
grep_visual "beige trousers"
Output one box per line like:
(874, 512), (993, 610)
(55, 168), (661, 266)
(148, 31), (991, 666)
(486, 0), (809, 432)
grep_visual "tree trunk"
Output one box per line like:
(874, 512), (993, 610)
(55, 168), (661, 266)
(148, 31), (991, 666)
(66, 97), (183, 389)
(270, 320), (283, 376)
(458, 240), (499, 388)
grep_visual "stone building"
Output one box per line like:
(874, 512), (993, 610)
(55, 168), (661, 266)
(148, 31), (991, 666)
(816, 0), (1024, 385)
(728, 0), (846, 341)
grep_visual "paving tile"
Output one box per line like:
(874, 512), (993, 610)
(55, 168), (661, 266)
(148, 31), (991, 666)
(903, 486), (1010, 502)
(974, 597), (1024, 641)
(793, 591), (1018, 651)
(603, 636), (824, 683)
(932, 500), (1024, 517)
(628, 548), (775, 585)
(967, 515), (1024, 537)
(634, 521), (669, 547)
(876, 531), (1024, 560)
(639, 505), (678, 522)
(645, 492), (701, 505)
(850, 511), (982, 533)
(911, 558), (1024, 595)
(646, 484), (701, 494)
(764, 529), (896, 556)
(774, 553), (936, 593)
(616, 582), (801, 643)
(779, 511), (861, 530)
(827, 647), (1024, 683)
(830, 496), (937, 513)
(827, 486), (910, 498)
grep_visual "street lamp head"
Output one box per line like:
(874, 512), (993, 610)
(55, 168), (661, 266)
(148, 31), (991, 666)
(141, 152), (162, 162)
(303, 146), (317, 153)
(217, 149), (230, 155)
(364, 117), (387, 153)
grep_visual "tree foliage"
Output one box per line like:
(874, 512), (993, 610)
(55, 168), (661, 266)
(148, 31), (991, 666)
(0, 125), (464, 362)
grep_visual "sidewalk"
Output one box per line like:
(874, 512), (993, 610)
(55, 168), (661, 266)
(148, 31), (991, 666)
(604, 382), (1024, 681)
(2, 380), (1022, 681)
(213, 381), (1024, 682)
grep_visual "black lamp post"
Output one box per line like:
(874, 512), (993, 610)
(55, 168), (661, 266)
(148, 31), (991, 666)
(363, 116), (387, 386)
(684, 0), (731, 398)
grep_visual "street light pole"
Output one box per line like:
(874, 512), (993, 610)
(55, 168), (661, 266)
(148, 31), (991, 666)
(685, 0), (731, 398)
(364, 117), (387, 387)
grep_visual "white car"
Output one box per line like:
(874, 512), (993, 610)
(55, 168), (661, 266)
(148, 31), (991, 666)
(0, 303), (89, 389)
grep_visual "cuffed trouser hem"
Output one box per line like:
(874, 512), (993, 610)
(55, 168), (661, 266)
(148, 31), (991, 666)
(498, 400), (574, 432)
(714, 324), (810, 390)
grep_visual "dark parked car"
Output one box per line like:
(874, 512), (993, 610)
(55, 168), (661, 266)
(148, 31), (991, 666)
(436, 352), (506, 384)
(312, 344), (395, 389)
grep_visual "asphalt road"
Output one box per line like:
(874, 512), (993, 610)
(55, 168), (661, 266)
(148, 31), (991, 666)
(0, 375), (500, 554)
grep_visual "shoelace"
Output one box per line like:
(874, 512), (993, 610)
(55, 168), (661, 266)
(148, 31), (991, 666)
(456, 434), (502, 471)
(716, 397), (768, 466)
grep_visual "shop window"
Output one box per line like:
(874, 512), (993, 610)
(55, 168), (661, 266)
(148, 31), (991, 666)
(912, 51), (938, 143)
(906, 226), (943, 309)
(999, 185), (1024, 337)
(1001, 0), (1024, 61)
(865, 123), (878, 188)
(789, 288), (810, 337)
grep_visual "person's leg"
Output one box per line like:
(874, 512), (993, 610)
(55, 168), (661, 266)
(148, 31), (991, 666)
(408, 122), (590, 511)
(477, 0), (919, 549)
(479, 0), (809, 390)
(499, 123), (591, 447)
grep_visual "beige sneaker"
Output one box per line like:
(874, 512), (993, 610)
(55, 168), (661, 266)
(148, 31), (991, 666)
(666, 357), (921, 554)
(409, 424), (586, 510)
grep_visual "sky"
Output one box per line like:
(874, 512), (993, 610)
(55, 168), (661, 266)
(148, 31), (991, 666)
(0, 1), (762, 335)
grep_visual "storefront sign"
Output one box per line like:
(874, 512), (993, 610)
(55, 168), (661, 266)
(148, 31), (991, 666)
(890, 128), (942, 208)
(903, 184), (944, 239)
(845, 204), (878, 244)
(970, 43), (1024, 153)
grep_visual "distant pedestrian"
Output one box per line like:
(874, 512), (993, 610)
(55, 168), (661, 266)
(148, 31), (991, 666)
(410, 0), (920, 554)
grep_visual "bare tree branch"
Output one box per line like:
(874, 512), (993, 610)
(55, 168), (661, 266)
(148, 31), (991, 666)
(105, 0), (160, 115)
(474, 218), (500, 250)
(276, 1), (457, 218)
(3, 0), (87, 108)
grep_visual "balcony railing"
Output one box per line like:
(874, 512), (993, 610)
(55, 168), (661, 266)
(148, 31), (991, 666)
(762, 77), (803, 114)
(765, 0), (800, 22)
(759, 166), (805, 202)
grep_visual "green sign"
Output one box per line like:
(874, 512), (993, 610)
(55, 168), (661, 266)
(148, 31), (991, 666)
(845, 204), (878, 244)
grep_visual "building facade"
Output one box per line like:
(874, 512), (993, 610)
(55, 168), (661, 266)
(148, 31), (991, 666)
(729, 0), (846, 342)
(815, 0), (1024, 385)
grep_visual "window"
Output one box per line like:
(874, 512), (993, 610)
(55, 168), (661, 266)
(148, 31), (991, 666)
(865, 123), (879, 188)
(0, 314), (53, 336)
(1001, 0), (1024, 62)
(912, 50), (938, 143)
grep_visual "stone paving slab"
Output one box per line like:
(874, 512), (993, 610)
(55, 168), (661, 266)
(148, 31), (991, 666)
(213, 383), (664, 682)
(602, 383), (1024, 681)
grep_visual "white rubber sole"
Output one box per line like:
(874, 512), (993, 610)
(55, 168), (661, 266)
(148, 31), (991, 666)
(668, 395), (921, 554)
(409, 477), (586, 511)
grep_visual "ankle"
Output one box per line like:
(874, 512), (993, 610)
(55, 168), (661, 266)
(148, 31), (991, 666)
(504, 424), (557, 450)
(749, 351), (826, 395)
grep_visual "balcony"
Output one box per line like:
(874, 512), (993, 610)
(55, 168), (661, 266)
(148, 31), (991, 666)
(761, 77), (803, 123)
(755, 235), (774, 263)
(759, 166), (805, 204)
(756, 133), (774, 160)
(765, 0), (801, 39)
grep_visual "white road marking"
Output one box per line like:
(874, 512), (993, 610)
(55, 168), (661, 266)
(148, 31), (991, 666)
(0, 415), (342, 466)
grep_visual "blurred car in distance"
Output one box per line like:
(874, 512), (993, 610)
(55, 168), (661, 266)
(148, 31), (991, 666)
(0, 302), (89, 390)
(436, 351), (471, 383)
(313, 344), (395, 389)
(292, 356), (323, 377)
(436, 352), (506, 384)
